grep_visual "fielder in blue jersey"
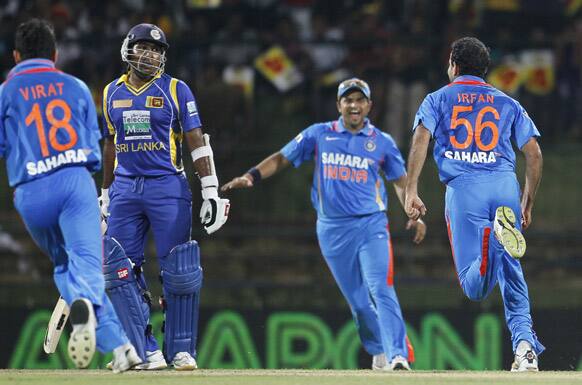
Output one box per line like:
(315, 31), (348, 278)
(405, 37), (544, 371)
(222, 78), (426, 370)
(0, 19), (141, 372)
(100, 23), (230, 370)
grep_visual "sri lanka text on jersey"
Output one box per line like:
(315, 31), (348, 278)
(322, 152), (369, 183)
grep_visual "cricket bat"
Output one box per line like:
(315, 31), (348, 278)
(43, 296), (70, 354)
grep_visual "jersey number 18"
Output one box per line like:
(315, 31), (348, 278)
(25, 99), (77, 157)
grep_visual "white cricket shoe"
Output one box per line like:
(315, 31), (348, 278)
(388, 355), (411, 371)
(106, 349), (167, 370)
(494, 206), (526, 259)
(67, 298), (96, 369)
(372, 353), (387, 370)
(511, 349), (538, 372)
(171, 352), (198, 370)
(111, 343), (142, 373)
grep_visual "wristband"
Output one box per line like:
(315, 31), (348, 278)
(247, 167), (262, 184)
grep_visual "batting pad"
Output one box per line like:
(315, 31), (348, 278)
(160, 241), (203, 361)
(103, 236), (149, 361)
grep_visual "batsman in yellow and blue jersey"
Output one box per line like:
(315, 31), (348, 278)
(0, 19), (140, 372)
(405, 37), (544, 372)
(222, 78), (426, 370)
(100, 23), (230, 370)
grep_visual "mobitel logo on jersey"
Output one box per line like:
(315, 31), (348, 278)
(122, 110), (152, 140)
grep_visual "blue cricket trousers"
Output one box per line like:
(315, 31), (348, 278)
(445, 171), (544, 354)
(317, 211), (409, 360)
(14, 167), (128, 352)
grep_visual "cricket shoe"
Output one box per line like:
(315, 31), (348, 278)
(511, 349), (538, 372)
(372, 353), (387, 370)
(388, 355), (411, 371)
(106, 349), (167, 370)
(111, 343), (142, 373)
(171, 352), (198, 370)
(494, 206), (526, 259)
(67, 298), (96, 369)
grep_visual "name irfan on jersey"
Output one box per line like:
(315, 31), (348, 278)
(26, 149), (88, 176)
(444, 150), (497, 163)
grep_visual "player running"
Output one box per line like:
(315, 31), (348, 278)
(0, 19), (141, 372)
(222, 78), (425, 370)
(100, 23), (229, 370)
(405, 37), (544, 371)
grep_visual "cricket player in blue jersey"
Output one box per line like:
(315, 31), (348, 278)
(0, 19), (141, 372)
(222, 78), (425, 370)
(100, 23), (229, 370)
(405, 37), (544, 371)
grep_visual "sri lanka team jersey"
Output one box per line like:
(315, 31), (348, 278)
(413, 75), (540, 184)
(103, 72), (201, 177)
(281, 118), (405, 219)
(0, 59), (101, 187)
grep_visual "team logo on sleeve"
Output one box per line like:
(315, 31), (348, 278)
(364, 139), (376, 152)
(186, 101), (198, 116)
(146, 96), (164, 108)
(122, 110), (152, 140)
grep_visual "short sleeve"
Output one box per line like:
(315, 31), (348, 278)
(380, 133), (406, 181)
(76, 78), (101, 141)
(280, 124), (319, 168)
(102, 82), (115, 137)
(174, 79), (202, 132)
(512, 101), (540, 149)
(412, 93), (439, 136)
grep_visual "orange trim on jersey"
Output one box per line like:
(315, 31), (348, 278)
(386, 224), (394, 286)
(406, 335), (415, 363)
(480, 227), (491, 276)
(448, 80), (491, 87)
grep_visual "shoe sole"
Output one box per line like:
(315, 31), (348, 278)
(173, 363), (197, 371)
(67, 299), (96, 369)
(495, 206), (526, 259)
(135, 360), (168, 370)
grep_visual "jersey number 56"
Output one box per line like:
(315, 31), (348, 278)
(449, 105), (499, 151)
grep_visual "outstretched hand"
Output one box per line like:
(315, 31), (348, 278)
(406, 219), (426, 244)
(221, 175), (253, 192)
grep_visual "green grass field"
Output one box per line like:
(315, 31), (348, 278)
(1, 370), (582, 385)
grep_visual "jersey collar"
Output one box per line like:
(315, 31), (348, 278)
(336, 117), (373, 136)
(6, 58), (56, 80)
(449, 75), (491, 87)
(116, 71), (163, 95)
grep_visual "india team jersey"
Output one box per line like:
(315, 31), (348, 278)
(103, 72), (201, 177)
(413, 75), (540, 183)
(0, 59), (101, 187)
(281, 118), (405, 218)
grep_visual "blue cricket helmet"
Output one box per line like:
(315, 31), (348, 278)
(124, 23), (169, 49)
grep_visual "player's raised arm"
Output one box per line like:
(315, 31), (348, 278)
(404, 124), (431, 220)
(520, 137), (543, 229)
(220, 152), (290, 191)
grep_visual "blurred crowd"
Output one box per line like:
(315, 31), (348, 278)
(1, 0), (581, 149)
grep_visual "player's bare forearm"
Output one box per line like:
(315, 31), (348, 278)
(102, 136), (116, 189)
(392, 175), (407, 210)
(404, 125), (431, 220)
(221, 152), (290, 191)
(405, 124), (431, 195)
(521, 138), (543, 225)
(185, 128), (213, 177)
